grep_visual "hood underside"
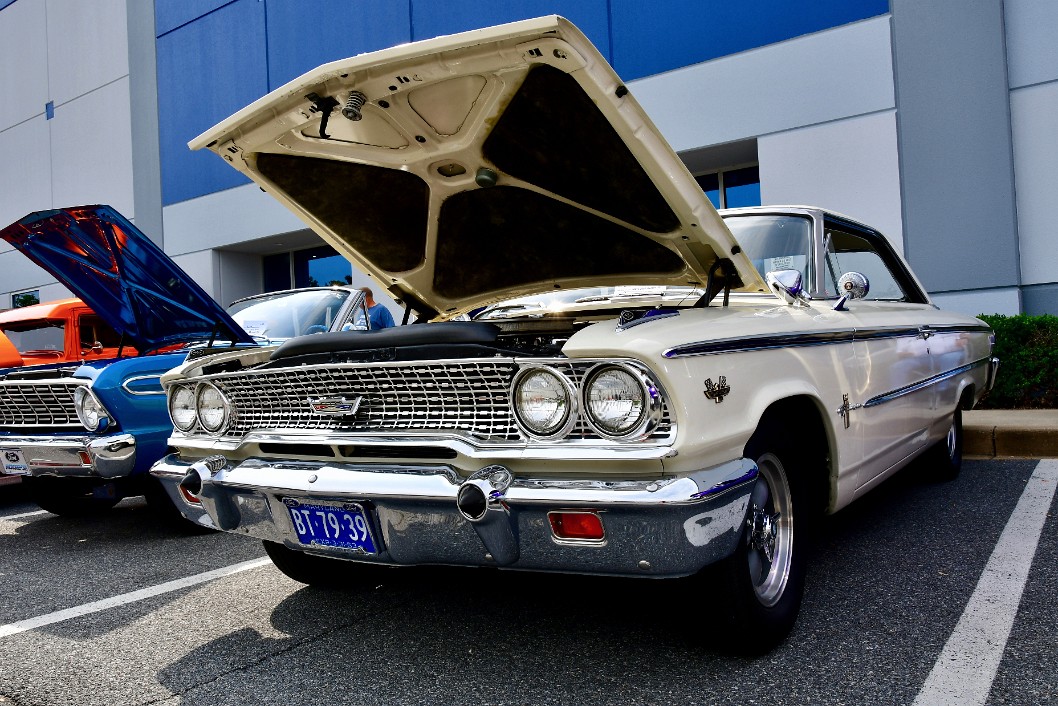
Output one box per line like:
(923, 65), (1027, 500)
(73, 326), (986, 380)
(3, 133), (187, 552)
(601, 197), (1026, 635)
(192, 16), (766, 319)
(0, 206), (254, 352)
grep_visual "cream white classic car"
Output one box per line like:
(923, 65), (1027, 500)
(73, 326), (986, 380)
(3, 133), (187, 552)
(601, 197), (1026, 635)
(150, 17), (996, 651)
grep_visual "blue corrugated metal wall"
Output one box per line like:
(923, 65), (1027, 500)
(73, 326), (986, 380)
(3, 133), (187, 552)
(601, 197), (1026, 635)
(156, 0), (889, 206)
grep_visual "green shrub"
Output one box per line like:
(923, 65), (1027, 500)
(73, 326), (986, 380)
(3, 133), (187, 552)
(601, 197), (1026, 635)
(977, 313), (1058, 409)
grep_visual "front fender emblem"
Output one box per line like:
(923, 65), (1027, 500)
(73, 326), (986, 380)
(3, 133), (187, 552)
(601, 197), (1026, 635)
(308, 396), (362, 416)
(704, 376), (730, 403)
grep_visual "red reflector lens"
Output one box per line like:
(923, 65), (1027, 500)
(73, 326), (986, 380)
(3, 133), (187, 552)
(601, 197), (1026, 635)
(77, 451), (92, 466)
(549, 511), (604, 540)
(179, 486), (202, 504)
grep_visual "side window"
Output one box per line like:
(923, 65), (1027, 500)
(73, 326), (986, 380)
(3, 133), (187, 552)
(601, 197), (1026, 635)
(78, 315), (123, 348)
(341, 299), (370, 331)
(822, 229), (907, 301)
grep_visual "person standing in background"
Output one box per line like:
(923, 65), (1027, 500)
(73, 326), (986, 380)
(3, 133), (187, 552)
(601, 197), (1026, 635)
(360, 287), (395, 329)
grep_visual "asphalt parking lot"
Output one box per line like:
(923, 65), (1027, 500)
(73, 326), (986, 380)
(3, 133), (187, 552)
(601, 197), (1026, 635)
(1, 457), (1055, 706)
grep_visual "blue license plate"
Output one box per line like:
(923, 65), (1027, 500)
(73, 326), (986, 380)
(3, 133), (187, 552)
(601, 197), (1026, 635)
(282, 499), (378, 554)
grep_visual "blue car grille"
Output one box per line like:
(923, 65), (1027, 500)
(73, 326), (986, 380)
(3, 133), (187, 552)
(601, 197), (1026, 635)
(0, 380), (85, 429)
(204, 360), (674, 444)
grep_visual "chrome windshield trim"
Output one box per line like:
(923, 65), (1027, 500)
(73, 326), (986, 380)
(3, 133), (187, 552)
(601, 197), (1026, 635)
(862, 357), (993, 408)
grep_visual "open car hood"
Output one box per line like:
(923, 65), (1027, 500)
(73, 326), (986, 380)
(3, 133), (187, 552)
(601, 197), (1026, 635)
(191, 16), (767, 319)
(0, 206), (255, 353)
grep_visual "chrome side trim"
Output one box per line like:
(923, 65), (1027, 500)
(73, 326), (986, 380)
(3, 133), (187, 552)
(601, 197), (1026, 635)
(121, 374), (165, 396)
(862, 357), (993, 408)
(663, 323), (991, 359)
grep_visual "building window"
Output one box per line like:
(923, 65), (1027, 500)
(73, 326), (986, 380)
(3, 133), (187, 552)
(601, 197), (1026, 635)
(263, 245), (352, 292)
(694, 165), (761, 209)
(11, 290), (40, 308)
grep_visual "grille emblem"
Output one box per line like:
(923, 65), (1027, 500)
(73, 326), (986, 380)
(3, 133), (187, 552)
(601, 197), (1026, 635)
(308, 396), (362, 416)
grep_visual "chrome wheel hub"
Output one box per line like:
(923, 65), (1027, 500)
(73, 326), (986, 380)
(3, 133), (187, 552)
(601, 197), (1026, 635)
(745, 453), (794, 608)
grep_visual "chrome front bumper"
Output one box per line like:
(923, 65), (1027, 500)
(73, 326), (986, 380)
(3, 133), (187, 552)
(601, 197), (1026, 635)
(0, 434), (137, 479)
(151, 454), (758, 577)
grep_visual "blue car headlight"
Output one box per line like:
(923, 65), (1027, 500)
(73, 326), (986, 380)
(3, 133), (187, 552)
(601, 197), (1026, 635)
(73, 386), (111, 432)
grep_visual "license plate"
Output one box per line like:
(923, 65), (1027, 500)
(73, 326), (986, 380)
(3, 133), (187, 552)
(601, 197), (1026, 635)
(0, 448), (29, 475)
(283, 498), (378, 554)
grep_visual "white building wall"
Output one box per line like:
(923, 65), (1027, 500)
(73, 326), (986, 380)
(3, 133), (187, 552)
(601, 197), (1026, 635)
(758, 110), (904, 252)
(170, 250), (218, 301)
(0, 0), (48, 130)
(1004, 0), (1058, 90)
(49, 78), (136, 218)
(1010, 82), (1058, 288)
(0, 0), (139, 309)
(162, 183), (307, 257)
(46, 0), (129, 105)
(0, 116), (51, 228)
(630, 17), (895, 151)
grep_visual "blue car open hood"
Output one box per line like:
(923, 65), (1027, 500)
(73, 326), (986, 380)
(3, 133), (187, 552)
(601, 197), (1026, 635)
(0, 205), (254, 353)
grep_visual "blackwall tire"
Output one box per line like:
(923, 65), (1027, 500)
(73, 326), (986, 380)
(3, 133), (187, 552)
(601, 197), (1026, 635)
(925, 408), (963, 482)
(24, 477), (121, 516)
(715, 446), (807, 654)
(263, 540), (365, 587)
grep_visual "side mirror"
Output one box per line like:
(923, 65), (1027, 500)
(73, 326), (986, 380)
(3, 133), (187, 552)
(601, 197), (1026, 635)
(833, 272), (870, 311)
(765, 269), (810, 307)
(82, 341), (104, 355)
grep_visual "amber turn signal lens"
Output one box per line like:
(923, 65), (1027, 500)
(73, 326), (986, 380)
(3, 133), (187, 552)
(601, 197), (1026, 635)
(548, 511), (604, 541)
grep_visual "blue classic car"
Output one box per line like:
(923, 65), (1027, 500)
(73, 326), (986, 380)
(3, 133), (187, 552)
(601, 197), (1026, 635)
(0, 206), (369, 521)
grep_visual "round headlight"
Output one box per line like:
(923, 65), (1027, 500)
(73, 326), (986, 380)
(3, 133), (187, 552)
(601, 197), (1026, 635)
(168, 385), (198, 432)
(583, 365), (654, 439)
(511, 367), (575, 439)
(73, 386), (109, 432)
(195, 383), (231, 434)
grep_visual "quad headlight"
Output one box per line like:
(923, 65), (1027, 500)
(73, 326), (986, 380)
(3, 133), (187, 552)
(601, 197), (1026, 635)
(168, 384), (198, 432)
(511, 366), (577, 439)
(194, 382), (231, 434)
(73, 386), (111, 432)
(167, 383), (230, 434)
(582, 363), (663, 440)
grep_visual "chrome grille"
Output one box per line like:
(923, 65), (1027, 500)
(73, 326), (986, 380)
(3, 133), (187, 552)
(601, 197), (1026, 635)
(0, 380), (86, 428)
(202, 359), (674, 444)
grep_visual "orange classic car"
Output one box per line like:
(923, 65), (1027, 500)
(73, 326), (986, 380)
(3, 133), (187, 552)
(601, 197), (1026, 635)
(0, 298), (132, 367)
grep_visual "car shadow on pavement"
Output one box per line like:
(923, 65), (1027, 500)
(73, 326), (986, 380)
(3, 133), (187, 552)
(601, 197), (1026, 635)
(157, 566), (728, 705)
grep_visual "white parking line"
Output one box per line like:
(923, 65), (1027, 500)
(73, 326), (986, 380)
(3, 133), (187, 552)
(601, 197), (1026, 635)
(0, 557), (272, 639)
(913, 459), (1058, 706)
(0, 509), (49, 521)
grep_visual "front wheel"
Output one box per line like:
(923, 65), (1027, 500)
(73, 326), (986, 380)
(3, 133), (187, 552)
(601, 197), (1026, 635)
(714, 447), (807, 654)
(263, 540), (372, 587)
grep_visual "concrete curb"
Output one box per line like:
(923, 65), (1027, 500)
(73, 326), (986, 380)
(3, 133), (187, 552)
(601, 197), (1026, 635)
(964, 410), (1058, 459)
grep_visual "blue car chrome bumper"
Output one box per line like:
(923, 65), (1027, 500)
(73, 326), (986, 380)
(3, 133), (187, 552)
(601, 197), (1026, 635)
(0, 434), (136, 479)
(151, 454), (758, 577)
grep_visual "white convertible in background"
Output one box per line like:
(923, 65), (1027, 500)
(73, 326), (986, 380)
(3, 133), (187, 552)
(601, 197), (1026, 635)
(151, 17), (996, 652)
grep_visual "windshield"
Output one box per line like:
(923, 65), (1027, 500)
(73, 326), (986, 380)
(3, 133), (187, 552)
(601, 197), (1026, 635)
(473, 285), (704, 320)
(228, 289), (355, 339)
(723, 214), (814, 285)
(1, 320), (65, 354)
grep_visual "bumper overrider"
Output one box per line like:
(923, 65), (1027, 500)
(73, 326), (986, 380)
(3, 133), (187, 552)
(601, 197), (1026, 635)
(0, 434), (136, 478)
(151, 454), (758, 577)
